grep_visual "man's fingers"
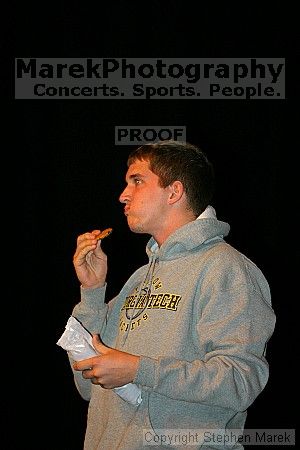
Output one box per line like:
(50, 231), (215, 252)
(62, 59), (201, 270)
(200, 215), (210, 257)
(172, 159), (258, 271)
(77, 231), (100, 245)
(82, 368), (94, 379)
(74, 233), (107, 263)
(73, 356), (97, 371)
(91, 378), (105, 386)
(76, 230), (105, 248)
(76, 363), (107, 387)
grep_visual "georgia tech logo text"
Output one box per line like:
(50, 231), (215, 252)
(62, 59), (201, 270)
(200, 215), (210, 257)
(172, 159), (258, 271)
(119, 277), (182, 333)
(121, 292), (181, 311)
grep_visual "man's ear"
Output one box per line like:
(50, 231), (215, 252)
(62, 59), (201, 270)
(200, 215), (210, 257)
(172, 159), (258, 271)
(167, 181), (184, 204)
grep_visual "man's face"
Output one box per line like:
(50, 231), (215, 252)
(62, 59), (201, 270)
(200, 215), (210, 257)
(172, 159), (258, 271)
(119, 159), (170, 235)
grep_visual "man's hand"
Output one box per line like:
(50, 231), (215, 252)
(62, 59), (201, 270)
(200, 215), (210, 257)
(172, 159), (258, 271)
(73, 335), (140, 389)
(73, 230), (108, 289)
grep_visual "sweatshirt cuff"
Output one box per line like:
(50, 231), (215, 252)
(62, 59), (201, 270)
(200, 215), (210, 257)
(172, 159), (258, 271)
(79, 284), (107, 312)
(134, 355), (158, 388)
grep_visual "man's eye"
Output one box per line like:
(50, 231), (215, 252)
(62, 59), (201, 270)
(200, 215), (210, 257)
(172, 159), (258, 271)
(134, 178), (142, 184)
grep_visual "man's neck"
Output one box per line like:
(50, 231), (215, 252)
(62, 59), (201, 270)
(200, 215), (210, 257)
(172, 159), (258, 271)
(153, 210), (196, 246)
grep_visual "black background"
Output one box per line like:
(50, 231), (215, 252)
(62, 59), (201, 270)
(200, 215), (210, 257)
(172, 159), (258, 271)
(8, 2), (295, 449)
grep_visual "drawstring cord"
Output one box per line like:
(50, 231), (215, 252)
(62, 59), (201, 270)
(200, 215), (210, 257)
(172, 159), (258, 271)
(122, 255), (158, 345)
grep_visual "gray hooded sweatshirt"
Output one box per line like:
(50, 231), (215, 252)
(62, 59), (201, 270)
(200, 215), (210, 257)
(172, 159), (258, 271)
(70, 210), (276, 449)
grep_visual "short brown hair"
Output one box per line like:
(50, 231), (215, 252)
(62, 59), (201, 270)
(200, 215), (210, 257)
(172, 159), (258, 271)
(127, 140), (215, 216)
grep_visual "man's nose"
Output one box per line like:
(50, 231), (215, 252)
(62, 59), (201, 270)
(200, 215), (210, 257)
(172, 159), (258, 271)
(119, 186), (130, 203)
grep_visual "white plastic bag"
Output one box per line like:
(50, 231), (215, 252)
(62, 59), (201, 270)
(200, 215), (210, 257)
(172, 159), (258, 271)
(57, 316), (142, 406)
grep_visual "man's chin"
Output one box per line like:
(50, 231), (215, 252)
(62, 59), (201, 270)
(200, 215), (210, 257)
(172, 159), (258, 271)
(129, 225), (145, 234)
(127, 219), (145, 234)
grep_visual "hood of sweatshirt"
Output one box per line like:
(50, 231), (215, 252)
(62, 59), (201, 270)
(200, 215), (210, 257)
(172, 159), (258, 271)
(121, 206), (230, 344)
(145, 208), (230, 262)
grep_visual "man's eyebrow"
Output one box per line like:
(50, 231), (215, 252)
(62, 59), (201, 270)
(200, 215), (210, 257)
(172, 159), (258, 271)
(127, 172), (145, 180)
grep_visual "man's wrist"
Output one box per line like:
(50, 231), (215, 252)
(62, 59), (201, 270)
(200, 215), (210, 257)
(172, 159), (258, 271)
(81, 282), (106, 290)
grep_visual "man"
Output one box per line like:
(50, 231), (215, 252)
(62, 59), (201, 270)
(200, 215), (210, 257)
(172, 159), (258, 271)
(69, 140), (275, 449)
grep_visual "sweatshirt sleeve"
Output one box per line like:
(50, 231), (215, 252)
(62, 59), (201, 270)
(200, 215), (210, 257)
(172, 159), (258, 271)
(134, 281), (276, 412)
(72, 284), (108, 334)
(68, 284), (109, 400)
(68, 354), (92, 401)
